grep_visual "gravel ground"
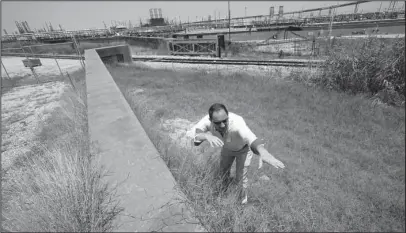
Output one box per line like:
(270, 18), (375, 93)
(132, 55), (222, 60)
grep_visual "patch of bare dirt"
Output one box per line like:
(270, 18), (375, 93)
(161, 118), (198, 149)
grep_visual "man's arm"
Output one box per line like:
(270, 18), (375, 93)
(192, 115), (224, 147)
(238, 118), (285, 169)
(237, 118), (264, 155)
(194, 129), (210, 146)
(256, 144), (285, 169)
(192, 115), (211, 146)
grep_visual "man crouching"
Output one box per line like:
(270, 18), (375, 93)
(191, 103), (285, 205)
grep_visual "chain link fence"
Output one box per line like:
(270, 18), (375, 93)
(1, 38), (85, 91)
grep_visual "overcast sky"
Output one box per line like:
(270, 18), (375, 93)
(1, 1), (402, 33)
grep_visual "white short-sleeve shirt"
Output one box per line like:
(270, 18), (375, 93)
(192, 112), (258, 152)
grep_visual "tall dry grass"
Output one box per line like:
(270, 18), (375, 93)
(293, 36), (405, 106)
(1, 70), (123, 232)
(122, 92), (278, 232)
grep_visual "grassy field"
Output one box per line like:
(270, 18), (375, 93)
(228, 36), (404, 61)
(1, 70), (122, 232)
(107, 62), (405, 232)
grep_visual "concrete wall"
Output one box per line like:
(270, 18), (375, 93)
(95, 45), (132, 63)
(79, 36), (167, 49)
(85, 45), (204, 232)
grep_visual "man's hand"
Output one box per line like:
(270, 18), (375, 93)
(205, 134), (224, 147)
(258, 151), (285, 169)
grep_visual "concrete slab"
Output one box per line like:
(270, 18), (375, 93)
(85, 47), (205, 232)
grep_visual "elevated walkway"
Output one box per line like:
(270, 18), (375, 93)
(85, 45), (204, 232)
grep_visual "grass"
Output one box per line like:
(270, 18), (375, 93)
(228, 41), (314, 60)
(1, 70), (123, 232)
(1, 66), (84, 96)
(107, 62), (405, 232)
(228, 36), (404, 62)
(292, 36), (405, 106)
(1, 74), (31, 93)
(2, 73), (65, 94)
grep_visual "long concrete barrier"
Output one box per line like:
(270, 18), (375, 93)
(85, 45), (204, 232)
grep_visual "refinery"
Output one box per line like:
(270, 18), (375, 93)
(1, 1), (405, 43)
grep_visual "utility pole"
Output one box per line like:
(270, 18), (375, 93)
(328, 7), (335, 40)
(228, 1), (231, 41)
(245, 6), (247, 17)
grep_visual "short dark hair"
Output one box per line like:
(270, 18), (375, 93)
(208, 103), (228, 120)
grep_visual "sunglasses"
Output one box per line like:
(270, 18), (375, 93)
(212, 118), (228, 125)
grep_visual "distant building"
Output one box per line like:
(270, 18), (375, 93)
(116, 25), (128, 30)
(142, 8), (167, 27)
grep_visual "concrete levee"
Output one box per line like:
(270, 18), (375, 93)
(85, 45), (204, 232)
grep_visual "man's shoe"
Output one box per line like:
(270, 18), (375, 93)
(239, 188), (248, 205)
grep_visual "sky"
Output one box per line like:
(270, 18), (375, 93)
(1, 1), (403, 33)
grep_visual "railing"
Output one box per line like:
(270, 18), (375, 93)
(167, 39), (218, 56)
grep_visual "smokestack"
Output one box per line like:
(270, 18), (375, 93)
(154, 8), (159, 19)
(279, 6), (283, 17)
(149, 9), (154, 19)
(270, 6), (274, 18)
(158, 8), (162, 18)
